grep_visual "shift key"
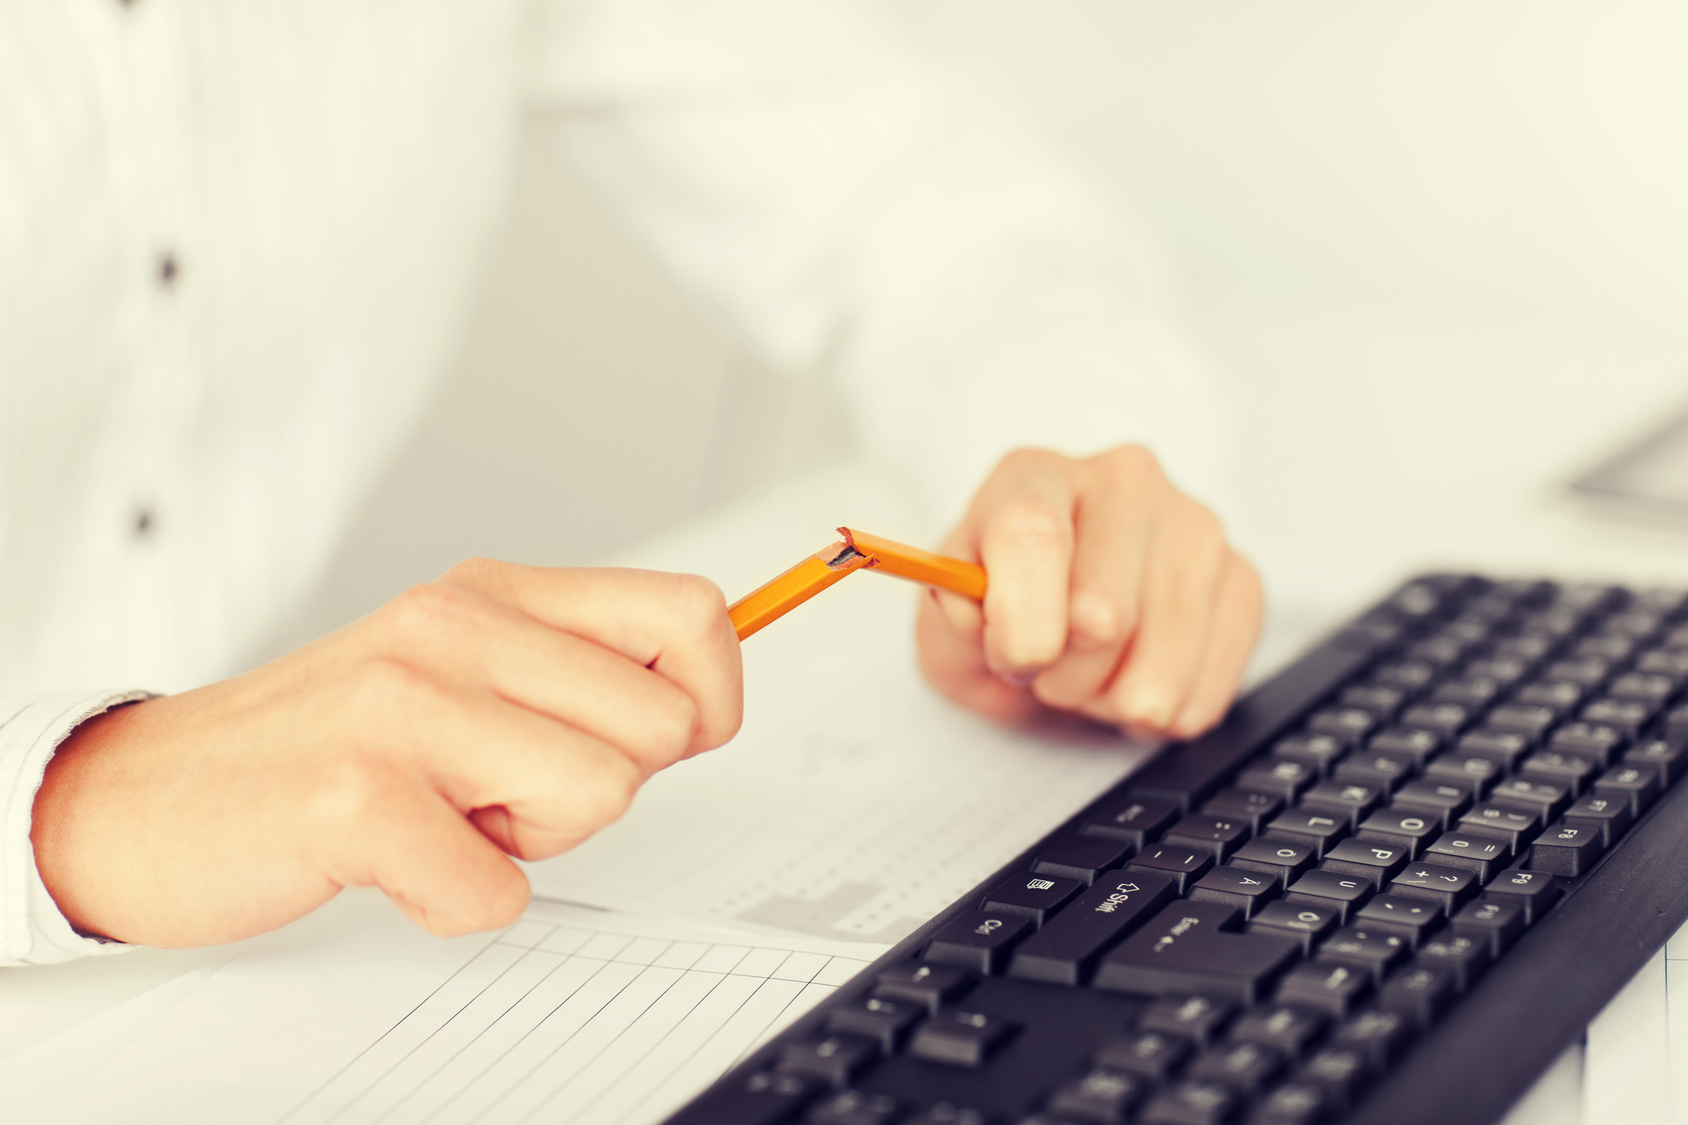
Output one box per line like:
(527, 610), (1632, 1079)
(1009, 872), (1177, 986)
(1094, 901), (1300, 1004)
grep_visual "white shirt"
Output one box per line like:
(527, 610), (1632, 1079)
(0, 0), (1225, 964)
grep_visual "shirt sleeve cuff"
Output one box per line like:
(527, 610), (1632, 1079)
(0, 691), (154, 965)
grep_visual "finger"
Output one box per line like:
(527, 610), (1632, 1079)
(441, 564), (743, 752)
(1166, 554), (1265, 738)
(385, 583), (703, 773)
(328, 777), (531, 938)
(1106, 502), (1230, 731)
(974, 453), (1079, 679)
(915, 593), (1046, 726)
(1030, 459), (1161, 709)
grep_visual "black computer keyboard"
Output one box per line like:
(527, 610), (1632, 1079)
(666, 576), (1688, 1125)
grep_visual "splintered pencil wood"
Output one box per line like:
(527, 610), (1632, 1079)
(727, 527), (987, 641)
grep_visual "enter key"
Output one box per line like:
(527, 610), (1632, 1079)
(1093, 901), (1300, 1004)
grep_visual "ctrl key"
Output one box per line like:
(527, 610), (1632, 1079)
(908, 1010), (1016, 1068)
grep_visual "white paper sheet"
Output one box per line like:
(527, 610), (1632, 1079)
(0, 895), (884, 1125)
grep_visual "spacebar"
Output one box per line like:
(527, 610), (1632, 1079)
(1124, 643), (1371, 810)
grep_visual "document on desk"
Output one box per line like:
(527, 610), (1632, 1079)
(0, 897), (884, 1125)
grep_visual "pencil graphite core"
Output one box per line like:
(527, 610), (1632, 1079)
(727, 529), (988, 641)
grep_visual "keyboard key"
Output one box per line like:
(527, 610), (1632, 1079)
(1276, 961), (1372, 1018)
(1202, 788), (1285, 832)
(904, 1104), (989, 1125)
(1389, 862), (1479, 913)
(923, 911), (1033, 975)
(1319, 838), (1410, 889)
(1295, 1047), (1369, 1111)
(1423, 751), (1502, 795)
(1401, 701), (1475, 736)
(1190, 865), (1281, 919)
(1047, 1068), (1143, 1124)
(1139, 994), (1237, 1047)
(1264, 810), (1349, 856)
(1094, 901), (1300, 1004)
(1237, 759), (1319, 801)
(827, 997), (923, 1054)
(1377, 965), (1457, 1028)
(1563, 792), (1633, 846)
(1486, 703), (1559, 738)
(873, 963), (975, 1013)
(1490, 776), (1572, 819)
(1575, 635), (1635, 661)
(1307, 707), (1379, 746)
(1519, 749), (1600, 797)
(981, 871), (1082, 926)
(1423, 830), (1512, 882)
(1357, 807), (1442, 858)
(1371, 661), (1438, 691)
(1415, 935), (1491, 991)
(1330, 1010), (1412, 1070)
(1163, 813), (1252, 861)
(1188, 1040), (1284, 1094)
(1528, 820), (1605, 876)
(1249, 900), (1341, 953)
(1433, 677), (1502, 709)
(1638, 648), (1688, 677)
(1467, 654), (1532, 686)
(1368, 726), (1443, 764)
(1492, 633), (1554, 661)
(808, 1089), (901, 1125)
(1231, 836), (1317, 888)
(689, 1072), (821, 1125)
(1008, 871), (1177, 985)
(1138, 1080), (1237, 1125)
(1451, 898), (1526, 956)
(1273, 732), (1349, 774)
(1597, 762), (1664, 814)
(1284, 869), (1373, 923)
(1317, 926), (1410, 982)
(1094, 1029), (1191, 1081)
(1033, 835), (1135, 885)
(1230, 1005), (1327, 1057)
(1544, 656), (1611, 687)
(908, 1009), (1016, 1068)
(1252, 1082), (1332, 1125)
(1391, 779), (1475, 826)
(1341, 684), (1409, 719)
(1454, 728), (1535, 769)
(1609, 671), (1677, 703)
(1299, 780), (1384, 828)
(1581, 697), (1656, 737)
(1481, 868), (1561, 924)
(777, 1034), (879, 1086)
(1332, 749), (1416, 794)
(1355, 894), (1443, 947)
(1548, 721), (1625, 766)
(1126, 846), (1215, 894)
(1458, 801), (1543, 850)
(1082, 795), (1180, 848)
(1512, 679), (1584, 712)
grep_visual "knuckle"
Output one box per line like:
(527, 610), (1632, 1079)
(997, 446), (1061, 476)
(666, 573), (729, 640)
(1095, 443), (1162, 482)
(1069, 589), (1130, 647)
(992, 498), (1070, 550)
(574, 755), (641, 835)
(647, 689), (701, 761)
(381, 581), (478, 638)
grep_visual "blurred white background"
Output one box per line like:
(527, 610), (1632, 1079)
(260, 0), (1688, 663)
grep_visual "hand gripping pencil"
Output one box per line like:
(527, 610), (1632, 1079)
(727, 527), (988, 641)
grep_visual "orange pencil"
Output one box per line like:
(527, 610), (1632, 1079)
(727, 527), (987, 641)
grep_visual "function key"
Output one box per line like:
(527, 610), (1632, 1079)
(1032, 835), (1135, 885)
(1422, 831), (1512, 882)
(1562, 792), (1634, 846)
(1230, 1005), (1328, 1057)
(923, 911), (1033, 975)
(1264, 809), (1349, 856)
(1368, 726), (1443, 765)
(1139, 994), (1237, 1047)
(980, 871), (1082, 926)
(1276, 961), (1372, 1019)
(1047, 1068), (1143, 1123)
(1415, 934), (1491, 991)
(1126, 846), (1216, 894)
(1320, 839), (1410, 890)
(1081, 795), (1179, 848)
(1481, 869), (1561, 924)
(1596, 763), (1663, 814)
(1229, 837), (1316, 888)
(1237, 759), (1318, 801)
(1527, 821), (1605, 876)
(1248, 899), (1342, 953)
(1357, 807), (1442, 858)
(873, 964), (975, 1013)
(1450, 898), (1526, 956)
(1202, 788), (1285, 832)
(908, 1009), (1016, 1068)
(1388, 862), (1479, 914)
(1284, 870), (1373, 923)
(1377, 964), (1457, 1028)
(827, 997), (923, 1053)
(1095, 1029), (1191, 1081)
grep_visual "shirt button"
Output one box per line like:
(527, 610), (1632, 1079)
(157, 252), (179, 289)
(133, 506), (156, 539)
